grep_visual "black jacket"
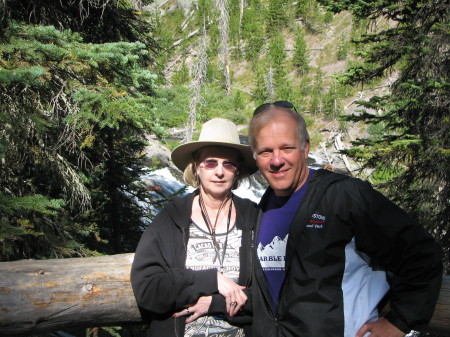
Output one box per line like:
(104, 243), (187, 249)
(252, 169), (442, 337)
(131, 190), (259, 337)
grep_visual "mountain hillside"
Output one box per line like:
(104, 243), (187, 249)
(142, 0), (393, 174)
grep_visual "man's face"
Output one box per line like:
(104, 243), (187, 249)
(253, 109), (310, 196)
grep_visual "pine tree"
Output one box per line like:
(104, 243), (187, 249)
(267, 31), (290, 96)
(0, 1), (161, 260)
(309, 68), (325, 114)
(195, 0), (214, 27)
(293, 26), (310, 75)
(336, 34), (348, 60)
(4, 0), (158, 48)
(267, 0), (288, 33)
(319, 0), (450, 271)
(241, 6), (265, 65)
(322, 81), (345, 119)
(252, 64), (270, 103)
(172, 60), (191, 85)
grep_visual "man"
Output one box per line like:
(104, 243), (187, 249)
(248, 102), (442, 337)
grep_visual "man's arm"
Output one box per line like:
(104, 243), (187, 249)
(346, 179), (443, 333)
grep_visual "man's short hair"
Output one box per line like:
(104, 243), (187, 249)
(248, 104), (310, 154)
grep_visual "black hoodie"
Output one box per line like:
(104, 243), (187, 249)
(131, 190), (260, 337)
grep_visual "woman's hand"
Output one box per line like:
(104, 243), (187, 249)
(217, 272), (247, 316)
(173, 296), (212, 324)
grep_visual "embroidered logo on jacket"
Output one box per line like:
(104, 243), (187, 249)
(306, 213), (326, 229)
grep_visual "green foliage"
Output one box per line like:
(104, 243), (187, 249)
(322, 82), (344, 118)
(241, 7), (265, 63)
(293, 26), (310, 74)
(267, 0), (289, 33)
(0, 18), (162, 260)
(5, 0), (158, 48)
(268, 31), (287, 70)
(163, 7), (186, 36)
(172, 59), (191, 85)
(296, 0), (309, 18)
(0, 193), (64, 216)
(153, 86), (191, 128)
(367, 122), (386, 140)
(308, 67), (326, 114)
(267, 31), (292, 97)
(232, 90), (246, 110)
(153, 84), (252, 129)
(322, 0), (450, 271)
(198, 87), (250, 124)
(207, 23), (221, 58)
(196, 0), (215, 27)
(252, 63), (270, 103)
(0, 193), (65, 259)
(292, 76), (312, 112)
(297, 0), (326, 33)
(369, 163), (404, 185)
(228, 0), (242, 42)
(336, 34), (349, 60)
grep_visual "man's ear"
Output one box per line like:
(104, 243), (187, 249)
(304, 141), (310, 158)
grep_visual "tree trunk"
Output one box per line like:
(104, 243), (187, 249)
(0, 253), (142, 336)
(186, 24), (208, 142)
(266, 66), (275, 101)
(1, 254), (449, 336)
(216, 0), (231, 96)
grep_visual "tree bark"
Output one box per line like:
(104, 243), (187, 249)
(0, 254), (449, 336)
(0, 253), (142, 336)
(216, 0), (231, 96)
(186, 24), (208, 142)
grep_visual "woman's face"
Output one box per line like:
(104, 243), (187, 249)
(196, 146), (240, 198)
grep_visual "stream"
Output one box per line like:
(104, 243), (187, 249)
(141, 151), (330, 213)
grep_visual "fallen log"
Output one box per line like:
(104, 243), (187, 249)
(0, 253), (142, 336)
(0, 254), (449, 336)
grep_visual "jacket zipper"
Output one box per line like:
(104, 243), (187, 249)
(174, 226), (189, 337)
(245, 228), (254, 287)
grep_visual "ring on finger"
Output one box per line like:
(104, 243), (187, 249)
(186, 308), (190, 314)
(230, 301), (237, 306)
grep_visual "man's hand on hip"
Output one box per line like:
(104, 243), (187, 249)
(356, 317), (406, 337)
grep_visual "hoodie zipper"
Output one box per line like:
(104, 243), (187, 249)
(244, 228), (255, 287)
(174, 225), (189, 337)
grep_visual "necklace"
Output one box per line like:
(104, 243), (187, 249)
(198, 192), (233, 274)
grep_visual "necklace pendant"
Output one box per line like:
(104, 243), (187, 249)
(214, 241), (221, 251)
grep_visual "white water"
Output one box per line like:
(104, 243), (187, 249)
(143, 151), (328, 205)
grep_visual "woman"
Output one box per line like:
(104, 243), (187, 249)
(131, 118), (259, 337)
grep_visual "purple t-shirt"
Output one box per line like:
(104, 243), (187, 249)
(257, 170), (313, 311)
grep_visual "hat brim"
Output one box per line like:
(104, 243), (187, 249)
(171, 141), (258, 175)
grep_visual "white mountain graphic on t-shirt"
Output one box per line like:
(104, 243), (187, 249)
(257, 234), (288, 269)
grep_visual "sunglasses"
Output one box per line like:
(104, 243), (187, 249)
(201, 159), (239, 172)
(253, 100), (298, 116)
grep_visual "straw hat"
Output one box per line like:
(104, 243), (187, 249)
(171, 118), (257, 175)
